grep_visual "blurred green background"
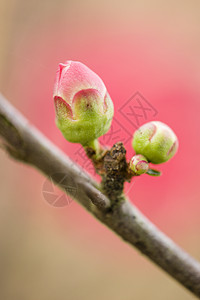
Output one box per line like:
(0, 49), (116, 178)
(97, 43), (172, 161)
(1, 0), (200, 299)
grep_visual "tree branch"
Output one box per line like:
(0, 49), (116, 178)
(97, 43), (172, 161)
(0, 93), (200, 298)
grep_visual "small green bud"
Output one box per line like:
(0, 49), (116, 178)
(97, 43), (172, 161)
(53, 61), (114, 146)
(132, 121), (178, 164)
(129, 154), (149, 175)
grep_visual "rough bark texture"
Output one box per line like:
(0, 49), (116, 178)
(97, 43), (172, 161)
(0, 93), (200, 298)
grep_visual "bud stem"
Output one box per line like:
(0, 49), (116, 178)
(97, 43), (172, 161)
(84, 139), (101, 157)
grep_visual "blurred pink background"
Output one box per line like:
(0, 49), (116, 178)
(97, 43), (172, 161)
(0, 0), (200, 299)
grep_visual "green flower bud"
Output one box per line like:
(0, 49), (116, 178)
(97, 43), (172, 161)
(132, 121), (178, 164)
(129, 154), (149, 175)
(53, 61), (114, 146)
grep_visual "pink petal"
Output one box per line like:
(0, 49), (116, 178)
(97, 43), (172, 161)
(54, 61), (106, 104)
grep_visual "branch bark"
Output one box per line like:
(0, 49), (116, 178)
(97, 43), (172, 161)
(0, 93), (200, 298)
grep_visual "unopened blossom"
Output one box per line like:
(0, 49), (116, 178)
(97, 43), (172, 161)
(132, 121), (178, 164)
(130, 154), (149, 175)
(53, 61), (114, 145)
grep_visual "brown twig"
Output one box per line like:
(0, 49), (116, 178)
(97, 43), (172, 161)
(0, 93), (200, 298)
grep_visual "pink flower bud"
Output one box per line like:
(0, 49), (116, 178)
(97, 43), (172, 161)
(53, 61), (114, 145)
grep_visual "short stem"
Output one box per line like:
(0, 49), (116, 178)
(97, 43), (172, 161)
(84, 139), (101, 157)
